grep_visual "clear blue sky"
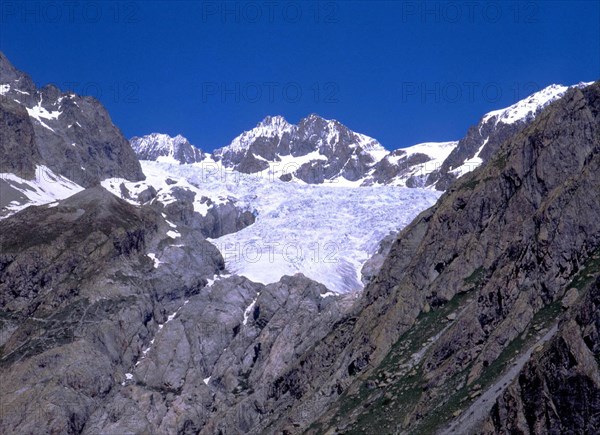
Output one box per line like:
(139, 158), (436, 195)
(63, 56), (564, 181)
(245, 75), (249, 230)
(1, 1), (598, 151)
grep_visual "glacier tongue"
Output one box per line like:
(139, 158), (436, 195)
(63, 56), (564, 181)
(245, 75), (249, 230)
(139, 161), (441, 294)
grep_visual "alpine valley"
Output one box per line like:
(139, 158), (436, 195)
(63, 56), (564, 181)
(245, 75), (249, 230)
(1, 51), (599, 435)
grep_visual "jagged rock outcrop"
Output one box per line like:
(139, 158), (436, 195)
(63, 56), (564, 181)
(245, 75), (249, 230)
(479, 271), (600, 434)
(0, 51), (144, 187)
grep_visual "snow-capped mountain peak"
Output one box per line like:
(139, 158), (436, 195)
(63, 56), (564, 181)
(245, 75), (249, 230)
(226, 115), (295, 153)
(481, 82), (593, 126)
(258, 114), (291, 129)
(429, 81), (597, 190)
(211, 113), (390, 183)
(130, 133), (205, 164)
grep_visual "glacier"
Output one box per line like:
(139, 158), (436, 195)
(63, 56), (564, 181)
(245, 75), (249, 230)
(134, 160), (441, 293)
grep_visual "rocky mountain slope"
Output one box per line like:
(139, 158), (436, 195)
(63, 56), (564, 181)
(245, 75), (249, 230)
(0, 52), (144, 215)
(426, 82), (593, 190)
(242, 80), (600, 434)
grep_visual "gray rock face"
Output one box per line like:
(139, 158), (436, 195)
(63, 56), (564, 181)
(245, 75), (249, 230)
(130, 133), (206, 164)
(481, 273), (600, 434)
(0, 51), (144, 187)
(0, 186), (224, 435)
(82, 274), (351, 435)
(0, 97), (39, 179)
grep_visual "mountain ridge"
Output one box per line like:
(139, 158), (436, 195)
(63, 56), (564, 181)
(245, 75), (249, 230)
(131, 81), (594, 189)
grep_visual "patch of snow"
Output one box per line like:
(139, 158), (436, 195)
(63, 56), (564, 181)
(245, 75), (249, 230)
(166, 230), (181, 239)
(26, 96), (62, 132)
(0, 166), (84, 218)
(156, 155), (181, 165)
(243, 294), (260, 325)
(147, 253), (162, 268)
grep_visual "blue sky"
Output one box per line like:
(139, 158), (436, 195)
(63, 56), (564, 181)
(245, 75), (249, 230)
(1, 1), (598, 151)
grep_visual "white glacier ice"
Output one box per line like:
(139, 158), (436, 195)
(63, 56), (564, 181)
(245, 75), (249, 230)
(135, 160), (442, 294)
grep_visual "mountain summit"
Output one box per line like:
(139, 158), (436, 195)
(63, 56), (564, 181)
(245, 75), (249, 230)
(212, 113), (388, 183)
(130, 133), (205, 164)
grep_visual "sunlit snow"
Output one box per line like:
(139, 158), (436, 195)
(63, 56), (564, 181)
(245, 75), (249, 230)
(26, 96), (62, 132)
(136, 160), (441, 293)
(0, 165), (84, 217)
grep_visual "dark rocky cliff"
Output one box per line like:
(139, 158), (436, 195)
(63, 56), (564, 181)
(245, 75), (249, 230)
(0, 51), (144, 186)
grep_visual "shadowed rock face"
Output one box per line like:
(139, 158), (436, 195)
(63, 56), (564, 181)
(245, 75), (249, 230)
(481, 275), (600, 434)
(0, 51), (144, 186)
(0, 97), (40, 179)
